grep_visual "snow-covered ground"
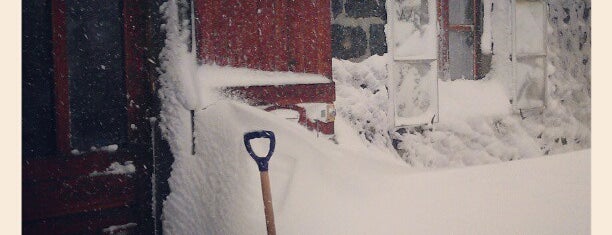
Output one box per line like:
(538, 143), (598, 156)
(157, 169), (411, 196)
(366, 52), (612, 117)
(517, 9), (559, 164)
(156, 1), (590, 234)
(333, 54), (588, 168)
(162, 101), (589, 234)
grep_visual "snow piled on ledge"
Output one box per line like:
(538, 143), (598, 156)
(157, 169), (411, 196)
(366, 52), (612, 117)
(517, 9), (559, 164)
(333, 0), (590, 168)
(89, 161), (136, 177)
(196, 64), (330, 88)
(193, 64), (332, 109)
(333, 53), (588, 168)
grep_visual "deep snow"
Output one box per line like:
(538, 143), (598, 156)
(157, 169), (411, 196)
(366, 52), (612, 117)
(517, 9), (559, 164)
(332, 0), (591, 167)
(155, 0), (591, 234)
(162, 101), (589, 234)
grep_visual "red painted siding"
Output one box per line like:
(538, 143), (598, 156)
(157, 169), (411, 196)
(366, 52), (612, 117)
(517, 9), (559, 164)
(193, 0), (335, 134)
(225, 83), (335, 106)
(193, 0), (331, 78)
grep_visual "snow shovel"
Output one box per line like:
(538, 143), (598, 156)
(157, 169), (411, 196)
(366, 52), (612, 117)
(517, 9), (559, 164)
(244, 130), (277, 235)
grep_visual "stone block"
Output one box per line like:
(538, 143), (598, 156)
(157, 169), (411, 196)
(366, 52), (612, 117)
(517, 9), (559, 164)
(369, 24), (387, 56)
(332, 24), (367, 59)
(332, 0), (343, 18)
(345, 0), (386, 19)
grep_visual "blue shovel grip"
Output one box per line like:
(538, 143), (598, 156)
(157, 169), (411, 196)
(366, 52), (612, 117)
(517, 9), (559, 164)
(244, 130), (276, 171)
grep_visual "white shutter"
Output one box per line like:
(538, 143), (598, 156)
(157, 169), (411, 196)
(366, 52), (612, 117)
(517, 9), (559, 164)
(512, 0), (548, 113)
(388, 0), (439, 126)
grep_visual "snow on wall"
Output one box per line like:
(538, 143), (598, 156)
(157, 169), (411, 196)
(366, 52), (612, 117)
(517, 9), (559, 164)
(546, 0), (591, 128)
(157, 1), (202, 233)
(335, 56), (539, 167)
(334, 0), (590, 167)
(336, 57), (586, 168)
(333, 55), (394, 149)
(488, 0), (590, 126)
(513, 0), (591, 154)
(157, 0), (196, 162)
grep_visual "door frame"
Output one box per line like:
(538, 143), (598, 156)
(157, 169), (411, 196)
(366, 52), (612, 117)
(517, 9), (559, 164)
(22, 0), (155, 233)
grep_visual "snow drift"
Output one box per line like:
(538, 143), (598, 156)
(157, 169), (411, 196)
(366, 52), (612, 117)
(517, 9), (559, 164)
(333, 0), (590, 167)
(162, 101), (589, 234)
(155, 0), (591, 234)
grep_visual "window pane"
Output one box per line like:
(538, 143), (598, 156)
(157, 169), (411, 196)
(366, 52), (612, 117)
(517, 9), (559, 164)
(516, 0), (545, 54)
(393, 61), (438, 125)
(515, 57), (546, 109)
(449, 0), (473, 25)
(66, 0), (127, 150)
(391, 0), (437, 60)
(23, 0), (56, 157)
(449, 31), (474, 80)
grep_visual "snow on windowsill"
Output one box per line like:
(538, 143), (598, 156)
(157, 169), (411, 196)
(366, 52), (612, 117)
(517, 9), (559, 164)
(91, 144), (119, 152)
(71, 144), (119, 155)
(89, 161), (136, 177)
(196, 64), (331, 88)
(102, 222), (137, 234)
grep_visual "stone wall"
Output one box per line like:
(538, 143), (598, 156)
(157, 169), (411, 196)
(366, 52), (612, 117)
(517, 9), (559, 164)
(332, 0), (387, 61)
(547, 0), (591, 127)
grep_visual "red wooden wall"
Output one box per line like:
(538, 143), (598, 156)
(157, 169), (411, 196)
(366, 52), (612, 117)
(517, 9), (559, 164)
(193, 0), (332, 78)
(193, 0), (335, 135)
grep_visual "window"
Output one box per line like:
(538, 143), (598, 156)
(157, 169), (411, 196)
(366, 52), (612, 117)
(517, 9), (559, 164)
(65, 0), (128, 150)
(442, 0), (480, 80)
(512, 0), (548, 111)
(23, 0), (131, 157)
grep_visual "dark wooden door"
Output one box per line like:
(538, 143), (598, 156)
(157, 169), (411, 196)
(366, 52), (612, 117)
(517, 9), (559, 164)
(22, 0), (153, 234)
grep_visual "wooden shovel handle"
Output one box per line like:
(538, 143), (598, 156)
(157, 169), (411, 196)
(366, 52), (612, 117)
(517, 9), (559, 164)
(260, 171), (276, 235)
